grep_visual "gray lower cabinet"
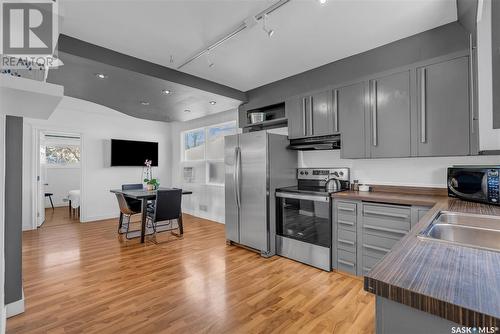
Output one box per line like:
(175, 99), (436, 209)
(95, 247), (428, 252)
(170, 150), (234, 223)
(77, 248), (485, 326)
(332, 200), (359, 275)
(368, 70), (411, 158)
(333, 199), (427, 276)
(337, 82), (366, 159)
(416, 57), (471, 156)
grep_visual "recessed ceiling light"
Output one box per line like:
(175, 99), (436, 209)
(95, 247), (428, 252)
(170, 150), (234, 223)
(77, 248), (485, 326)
(318, 0), (327, 4)
(184, 109), (191, 113)
(95, 73), (108, 79)
(162, 89), (171, 95)
(140, 101), (150, 106)
(209, 101), (216, 105)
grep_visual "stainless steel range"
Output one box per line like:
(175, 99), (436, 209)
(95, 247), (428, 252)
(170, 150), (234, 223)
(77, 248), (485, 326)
(275, 168), (350, 271)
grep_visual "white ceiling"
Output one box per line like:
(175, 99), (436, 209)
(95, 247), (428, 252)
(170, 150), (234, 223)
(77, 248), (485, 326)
(60, 0), (458, 92)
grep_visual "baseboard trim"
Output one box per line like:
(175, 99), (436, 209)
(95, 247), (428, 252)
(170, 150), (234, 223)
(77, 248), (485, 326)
(80, 213), (118, 223)
(6, 290), (24, 318)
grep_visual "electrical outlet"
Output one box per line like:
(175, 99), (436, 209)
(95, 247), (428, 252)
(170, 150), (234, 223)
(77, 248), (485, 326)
(199, 204), (208, 212)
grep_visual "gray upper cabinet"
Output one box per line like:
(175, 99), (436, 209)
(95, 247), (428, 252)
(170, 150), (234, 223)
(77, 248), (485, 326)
(286, 96), (305, 139)
(286, 90), (336, 139)
(311, 90), (334, 136)
(368, 70), (411, 158)
(337, 82), (366, 159)
(416, 57), (471, 156)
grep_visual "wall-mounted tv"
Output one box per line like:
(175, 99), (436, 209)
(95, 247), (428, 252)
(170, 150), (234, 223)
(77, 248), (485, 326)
(111, 139), (158, 167)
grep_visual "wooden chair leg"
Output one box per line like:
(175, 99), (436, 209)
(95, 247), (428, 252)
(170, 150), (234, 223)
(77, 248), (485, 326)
(49, 196), (54, 210)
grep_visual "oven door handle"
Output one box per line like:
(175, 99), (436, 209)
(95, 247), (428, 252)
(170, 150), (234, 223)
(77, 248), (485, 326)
(276, 192), (330, 203)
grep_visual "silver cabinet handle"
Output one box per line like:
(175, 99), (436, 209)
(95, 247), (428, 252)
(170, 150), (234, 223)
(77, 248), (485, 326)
(302, 97), (307, 137)
(309, 96), (314, 136)
(338, 206), (355, 213)
(338, 259), (355, 267)
(338, 219), (355, 226)
(469, 33), (475, 134)
(338, 238), (355, 246)
(333, 89), (339, 132)
(420, 68), (427, 143)
(372, 80), (378, 146)
(363, 209), (409, 220)
(235, 147), (241, 208)
(363, 224), (408, 236)
(363, 243), (391, 254)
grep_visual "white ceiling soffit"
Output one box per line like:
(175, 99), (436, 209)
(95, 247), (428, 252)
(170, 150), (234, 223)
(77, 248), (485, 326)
(60, 0), (458, 92)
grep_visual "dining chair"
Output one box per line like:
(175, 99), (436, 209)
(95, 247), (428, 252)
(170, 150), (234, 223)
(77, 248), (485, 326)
(114, 193), (150, 239)
(147, 189), (183, 241)
(121, 184), (143, 212)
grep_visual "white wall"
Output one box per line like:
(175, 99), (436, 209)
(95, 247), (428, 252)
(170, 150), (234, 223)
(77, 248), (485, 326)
(0, 114), (6, 332)
(170, 109), (237, 223)
(22, 97), (171, 228)
(43, 167), (81, 208)
(477, 0), (500, 150)
(300, 150), (500, 187)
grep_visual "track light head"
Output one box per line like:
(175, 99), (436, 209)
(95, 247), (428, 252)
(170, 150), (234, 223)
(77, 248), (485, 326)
(206, 51), (215, 68)
(262, 14), (274, 38)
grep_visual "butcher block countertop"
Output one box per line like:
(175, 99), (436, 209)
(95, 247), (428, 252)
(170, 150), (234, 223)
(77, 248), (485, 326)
(332, 188), (500, 327)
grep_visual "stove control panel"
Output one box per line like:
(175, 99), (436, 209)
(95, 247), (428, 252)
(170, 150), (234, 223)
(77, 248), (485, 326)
(297, 168), (349, 181)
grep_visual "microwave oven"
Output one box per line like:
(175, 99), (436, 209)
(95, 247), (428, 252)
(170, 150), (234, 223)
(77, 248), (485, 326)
(447, 166), (500, 205)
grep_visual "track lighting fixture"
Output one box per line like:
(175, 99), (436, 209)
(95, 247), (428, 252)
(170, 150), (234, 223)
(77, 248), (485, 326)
(206, 51), (215, 68)
(262, 14), (274, 38)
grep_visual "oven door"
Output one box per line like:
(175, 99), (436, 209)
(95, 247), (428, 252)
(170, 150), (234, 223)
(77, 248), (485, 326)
(275, 192), (331, 248)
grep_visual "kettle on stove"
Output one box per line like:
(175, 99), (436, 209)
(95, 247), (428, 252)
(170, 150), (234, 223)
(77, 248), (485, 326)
(325, 177), (341, 192)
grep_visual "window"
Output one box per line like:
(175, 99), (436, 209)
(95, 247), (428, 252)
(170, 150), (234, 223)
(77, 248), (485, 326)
(181, 121), (237, 185)
(42, 145), (81, 166)
(183, 128), (205, 161)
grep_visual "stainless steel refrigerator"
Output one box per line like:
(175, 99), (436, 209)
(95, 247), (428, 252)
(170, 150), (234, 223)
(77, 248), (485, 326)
(224, 131), (297, 257)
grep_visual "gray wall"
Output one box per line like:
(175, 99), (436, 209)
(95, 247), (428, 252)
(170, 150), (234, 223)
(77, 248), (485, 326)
(241, 22), (469, 115)
(5, 116), (23, 305)
(492, 0), (500, 128)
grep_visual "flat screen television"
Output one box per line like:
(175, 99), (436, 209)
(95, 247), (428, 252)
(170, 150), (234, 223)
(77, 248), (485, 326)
(110, 139), (158, 167)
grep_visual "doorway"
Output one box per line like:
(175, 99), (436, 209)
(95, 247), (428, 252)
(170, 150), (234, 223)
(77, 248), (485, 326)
(35, 131), (82, 228)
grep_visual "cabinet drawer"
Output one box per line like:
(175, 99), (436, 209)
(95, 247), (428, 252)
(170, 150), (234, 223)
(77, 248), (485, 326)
(363, 233), (401, 251)
(337, 249), (356, 275)
(362, 242), (390, 259)
(338, 228), (356, 252)
(362, 203), (411, 234)
(337, 201), (357, 215)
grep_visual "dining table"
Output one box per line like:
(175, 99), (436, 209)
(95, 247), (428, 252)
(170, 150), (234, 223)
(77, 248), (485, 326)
(110, 188), (193, 243)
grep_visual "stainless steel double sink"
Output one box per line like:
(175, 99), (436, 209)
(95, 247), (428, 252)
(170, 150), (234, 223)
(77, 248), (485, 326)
(418, 211), (500, 253)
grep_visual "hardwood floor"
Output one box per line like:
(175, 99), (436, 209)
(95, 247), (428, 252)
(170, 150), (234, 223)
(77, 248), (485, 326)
(42, 207), (80, 228)
(8, 214), (375, 334)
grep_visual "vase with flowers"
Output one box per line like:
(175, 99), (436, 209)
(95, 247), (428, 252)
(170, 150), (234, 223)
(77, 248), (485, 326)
(143, 159), (160, 190)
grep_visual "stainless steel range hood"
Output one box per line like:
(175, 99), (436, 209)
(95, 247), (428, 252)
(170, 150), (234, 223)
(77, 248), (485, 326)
(287, 134), (341, 151)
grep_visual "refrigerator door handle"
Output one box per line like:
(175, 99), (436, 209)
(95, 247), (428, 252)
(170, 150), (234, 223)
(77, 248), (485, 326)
(235, 147), (241, 208)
